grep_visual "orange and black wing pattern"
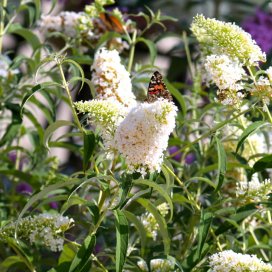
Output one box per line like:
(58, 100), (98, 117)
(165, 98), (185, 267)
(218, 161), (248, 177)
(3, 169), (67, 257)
(146, 71), (173, 102)
(99, 12), (124, 34)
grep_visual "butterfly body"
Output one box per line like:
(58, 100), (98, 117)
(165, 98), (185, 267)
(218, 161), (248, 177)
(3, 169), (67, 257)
(146, 71), (173, 103)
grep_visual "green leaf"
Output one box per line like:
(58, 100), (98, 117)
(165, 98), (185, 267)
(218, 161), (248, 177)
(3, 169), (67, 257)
(62, 59), (85, 93)
(252, 154), (272, 173)
(7, 24), (40, 50)
(0, 170), (33, 183)
(43, 120), (75, 149)
(133, 179), (173, 221)
(123, 210), (146, 256)
(20, 84), (42, 118)
(7, 24), (41, 63)
(87, 203), (100, 225)
(161, 160), (175, 192)
(196, 210), (213, 258)
(164, 80), (187, 116)
(5, 238), (34, 272)
(136, 37), (157, 64)
(16, 178), (81, 237)
(236, 121), (267, 153)
(0, 256), (24, 271)
(215, 137), (226, 193)
(60, 196), (87, 214)
(0, 103), (22, 147)
(83, 131), (95, 171)
(114, 210), (129, 272)
(136, 198), (170, 254)
(68, 235), (96, 272)
(58, 243), (77, 265)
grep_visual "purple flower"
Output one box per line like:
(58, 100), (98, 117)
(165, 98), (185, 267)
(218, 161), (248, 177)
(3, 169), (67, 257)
(8, 151), (28, 170)
(185, 152), (196, 165)
(49, 202), (59, 209)
(16, 182), (33, 195)
(242, 8), (272, 53)
(168, 146), (182, 161)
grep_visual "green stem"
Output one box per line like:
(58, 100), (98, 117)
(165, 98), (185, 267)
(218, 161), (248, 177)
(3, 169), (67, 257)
(250, 229), (269, 261)
(9, 242), (36, 272)
(91, 254), (108, 272)
(163, 164), (200, 211)
(127, 30), (137, 73)
(182, 31), (194, 79)
(179, 107), (251, 154)
(263, 102), (272, 123)
(0, 0), (7, 53)
(238, 115), (257, 162)
(58, 62), (84, 133)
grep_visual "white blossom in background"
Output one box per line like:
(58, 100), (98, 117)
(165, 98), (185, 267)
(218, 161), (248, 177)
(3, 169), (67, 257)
(266, 67), (272, 82)
(74, 100), (127, 151)
(140, 203), (169, 240)
(251, 75), (272, 105)
(191, 14), (266, 65)
(91, 48), (136, 108)
(236, 174), (272, 203)
(114, 99), (177, 174)
(39, 12), (81, 37)
(209, 250), (272, 272)
(150, 259), (175, 272)
(223, 119), (266, 166)
(0, 56), (19, 78)
(0, 213), (74, 252)
(204, 54), (245, 91)
(137, 258), (175, 272)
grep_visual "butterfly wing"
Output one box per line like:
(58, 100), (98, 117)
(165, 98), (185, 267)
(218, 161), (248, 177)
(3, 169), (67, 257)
(99, 13), (124, 34)
(146, 71), (173, 102)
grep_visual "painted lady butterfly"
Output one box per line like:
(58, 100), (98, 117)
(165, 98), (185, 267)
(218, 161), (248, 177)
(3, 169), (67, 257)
(146, 71), (173, 103)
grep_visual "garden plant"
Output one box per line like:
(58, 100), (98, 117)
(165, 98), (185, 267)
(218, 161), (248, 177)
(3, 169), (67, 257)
(1, 0), (272, 271)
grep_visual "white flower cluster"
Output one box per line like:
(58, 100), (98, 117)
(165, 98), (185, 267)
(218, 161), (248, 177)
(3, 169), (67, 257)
(204, 55), (245, 91)
(140, 203), (169, 240)
(39, 12), (82, 37)
(191, 14), (266, 65)
(0, 213), (74, 252)
(191, 15), (269, 107)
(115, 100), (177, 174)
(209, 250), (272, 272)
(0, 55), (19, 78)
(223, 118), (266, 166)
(251, 75), (272, 105)
(74, 100), (127, 150)
(91, 48), (136, 108)
(137, 258), (175, 272)
(204, 54), (246, 106)
(75, 49), (177, 173)
(236, 174), (272, 203)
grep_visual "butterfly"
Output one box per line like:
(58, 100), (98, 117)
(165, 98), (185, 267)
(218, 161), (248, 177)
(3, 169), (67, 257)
(146, 71), (173, 103)
(99, 12), (124, 34)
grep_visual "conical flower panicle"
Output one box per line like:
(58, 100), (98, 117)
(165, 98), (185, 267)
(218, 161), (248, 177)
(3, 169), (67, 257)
(114, 99), (177, 175)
